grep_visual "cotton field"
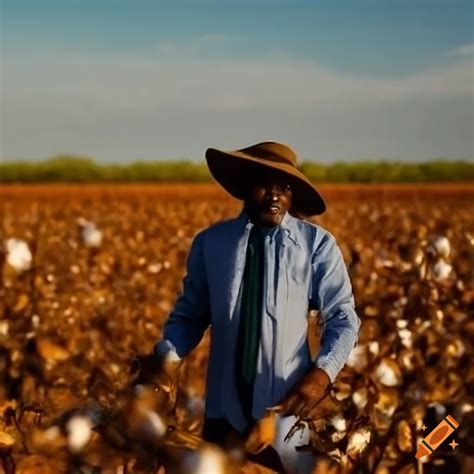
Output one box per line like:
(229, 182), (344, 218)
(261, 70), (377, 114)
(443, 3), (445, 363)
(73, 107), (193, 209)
(0, 184), (473, 474)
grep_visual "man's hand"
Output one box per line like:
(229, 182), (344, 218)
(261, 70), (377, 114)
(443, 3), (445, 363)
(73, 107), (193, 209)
(130, 350), (183, 412)
(130, 350), (182, 389)
(245, 410), (277, 454)
(280, 368), (330, 419)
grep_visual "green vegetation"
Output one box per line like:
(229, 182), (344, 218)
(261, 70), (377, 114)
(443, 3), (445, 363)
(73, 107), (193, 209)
(1, 155), (473, 183)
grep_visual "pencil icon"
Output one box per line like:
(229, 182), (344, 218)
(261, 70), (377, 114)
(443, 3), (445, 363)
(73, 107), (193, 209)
(415, 414), (459, 459)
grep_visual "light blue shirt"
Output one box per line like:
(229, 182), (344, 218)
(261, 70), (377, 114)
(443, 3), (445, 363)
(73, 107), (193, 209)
(154, 209), (360, 433)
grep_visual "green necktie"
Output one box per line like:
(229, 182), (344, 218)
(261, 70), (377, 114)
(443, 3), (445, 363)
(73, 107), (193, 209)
(235, 225), (265, 425)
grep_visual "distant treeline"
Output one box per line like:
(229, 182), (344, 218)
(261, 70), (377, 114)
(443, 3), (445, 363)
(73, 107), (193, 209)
(1, 156), (473, 183)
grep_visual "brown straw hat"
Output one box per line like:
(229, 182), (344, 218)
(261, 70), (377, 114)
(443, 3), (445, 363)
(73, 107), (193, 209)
(205, 141), (326, 216)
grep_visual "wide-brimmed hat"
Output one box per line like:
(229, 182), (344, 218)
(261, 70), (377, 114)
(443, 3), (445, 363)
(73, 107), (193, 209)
(205, 141), (326, 216)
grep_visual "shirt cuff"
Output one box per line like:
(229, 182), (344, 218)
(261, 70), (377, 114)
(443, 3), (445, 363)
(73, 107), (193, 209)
(153, 339), (179, 360)
(315, 358), (339, 384)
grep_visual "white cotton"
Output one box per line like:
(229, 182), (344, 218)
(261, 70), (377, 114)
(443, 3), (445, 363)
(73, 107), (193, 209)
(5, 238), (32, 273)
(182, 447), (225, 474)
(347, 345), (368, 371)
(429, 236), (450, 258)
(67, 416), (93, 452)
(347, 428), (371, 456)
(368, 341), (379, 355)
(147, 263), (162, 274)
(330, 415), (348, 442)
(330, 415), (347, 432)
(398, 328), (413, 348)
(396, 319), (408, 329)
(352, 388), (368, 409)
(375, 360), (401, 387)
(432, 260), (452, 280)
(81, 223), (102, 248)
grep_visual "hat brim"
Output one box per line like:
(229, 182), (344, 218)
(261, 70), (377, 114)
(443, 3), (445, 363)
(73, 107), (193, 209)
(206, 147), (326, 217)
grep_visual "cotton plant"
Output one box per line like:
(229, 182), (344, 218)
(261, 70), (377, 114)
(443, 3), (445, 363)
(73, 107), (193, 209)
(4, 238), (32, 274)
(77, 217), (103, 249)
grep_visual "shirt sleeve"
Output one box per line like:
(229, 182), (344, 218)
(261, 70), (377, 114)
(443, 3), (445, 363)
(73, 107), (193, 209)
(309, 231), (360, 382)
(154, 230), (211, 359)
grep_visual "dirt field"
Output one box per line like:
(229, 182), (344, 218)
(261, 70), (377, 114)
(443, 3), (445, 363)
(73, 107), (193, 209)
(1, 183), (473, 473)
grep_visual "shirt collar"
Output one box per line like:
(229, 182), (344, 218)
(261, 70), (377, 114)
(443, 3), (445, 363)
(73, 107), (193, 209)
(237, 208), (296, 243)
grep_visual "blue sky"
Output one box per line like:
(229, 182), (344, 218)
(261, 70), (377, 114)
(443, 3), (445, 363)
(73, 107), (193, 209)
(1, 0), (473, 162)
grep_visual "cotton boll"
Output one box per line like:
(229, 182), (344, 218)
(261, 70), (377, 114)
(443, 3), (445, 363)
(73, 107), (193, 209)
(329, 414), (348, 443)
(396, 319), (408, 329)
(398, 328), (413, 348)
(368, 341), (379, 356)
(77, 218), (102, 248)
(5, 238), (32, 273)
(181, 446), (226, 474)
(147, 263), (162, 274)
(83, 224), (102, 248)
(429, 236), (450, 259)
(374, 359), (402, 387)
(347, 345), (368, 371)
(66, 416), (93, 453)
(352, 387), (368, 410)
(347, 428), (371, 459)
(330, 414), (347, 432)
(432, 260), (452, 280)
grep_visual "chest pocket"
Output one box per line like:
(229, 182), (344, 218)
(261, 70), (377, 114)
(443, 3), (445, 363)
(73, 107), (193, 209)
(288, 244), (311, 287)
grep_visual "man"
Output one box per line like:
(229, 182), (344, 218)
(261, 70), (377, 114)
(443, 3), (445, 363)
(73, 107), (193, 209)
(153, 141), (360, 470)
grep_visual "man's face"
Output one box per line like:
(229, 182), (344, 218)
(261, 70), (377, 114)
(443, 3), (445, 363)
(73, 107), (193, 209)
(244, 168), (293, 227)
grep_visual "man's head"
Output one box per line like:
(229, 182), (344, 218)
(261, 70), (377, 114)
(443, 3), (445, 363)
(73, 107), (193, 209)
(206, 141), (326, 218)
(243, 167), (293, 228)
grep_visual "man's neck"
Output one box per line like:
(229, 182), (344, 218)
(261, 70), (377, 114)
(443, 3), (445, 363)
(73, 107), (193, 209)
(243, 207), (284, 229)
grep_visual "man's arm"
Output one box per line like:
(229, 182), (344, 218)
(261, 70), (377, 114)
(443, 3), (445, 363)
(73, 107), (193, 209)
(154, 230), (211, 360)
(280, 231), (359, 418)
(310, 231), (360, 382)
